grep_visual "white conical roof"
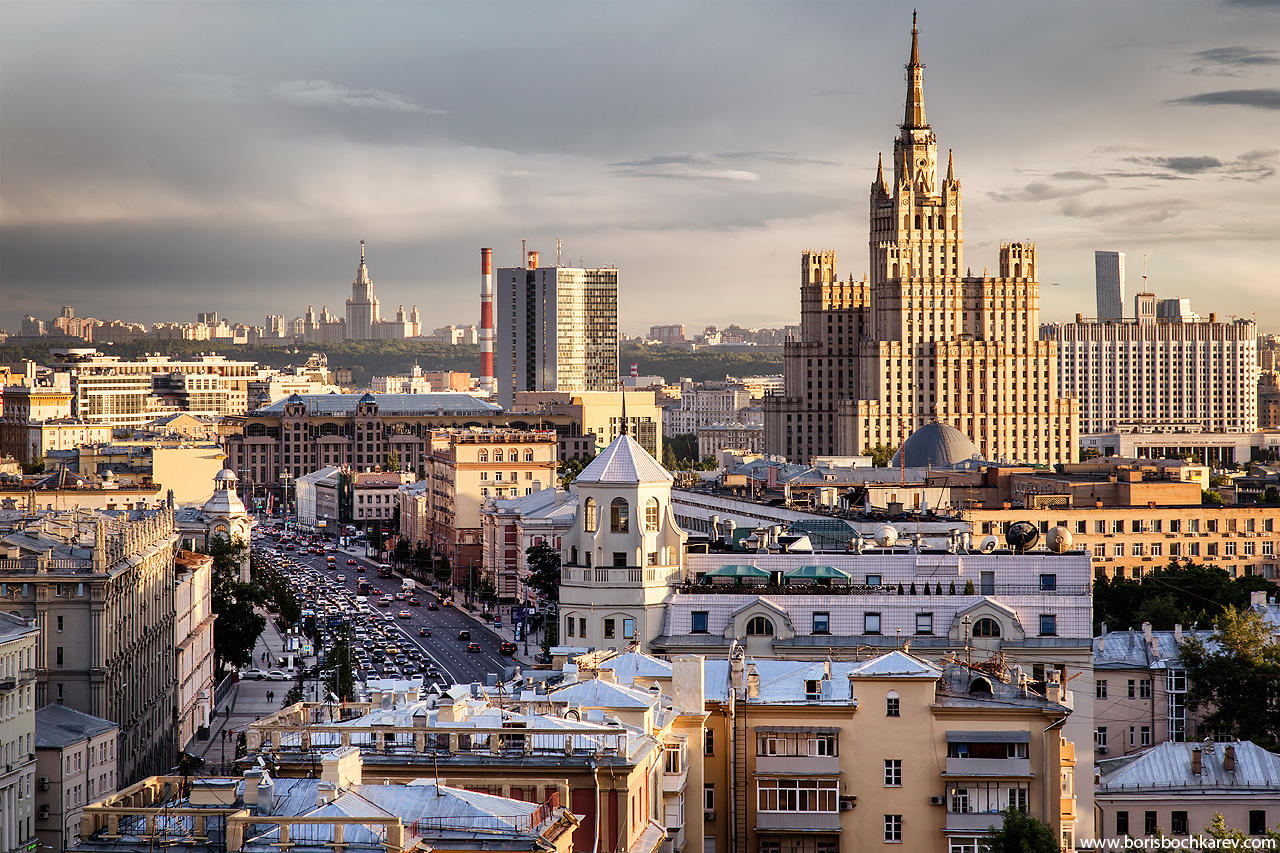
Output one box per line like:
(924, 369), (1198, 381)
(574, 434), (672, 486)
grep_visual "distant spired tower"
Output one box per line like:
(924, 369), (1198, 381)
(479, 248), (496, 396)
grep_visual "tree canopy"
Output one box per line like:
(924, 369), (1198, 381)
(204, 536), (265, 672)
(1093, 560), (1278, 633)
(1179, 606), (1280, 750)
(981, 807), (1059, 853)
(525, 542), (562, 603)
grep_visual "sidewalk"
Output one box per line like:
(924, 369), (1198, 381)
(456, 600), (540, 667)
(192, 609), (307, 769)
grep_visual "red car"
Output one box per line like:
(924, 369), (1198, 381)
(500, 642), (517, 656)
(347, 558), (357, 565)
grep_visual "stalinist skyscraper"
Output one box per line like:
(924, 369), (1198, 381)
(345, 240), (381, 340)
(764, 15), (1078, 465)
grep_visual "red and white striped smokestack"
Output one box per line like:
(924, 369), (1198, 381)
(479, 248), (495, 396)
(630, 363), (638, 378)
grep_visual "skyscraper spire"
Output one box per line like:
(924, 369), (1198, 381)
(876, 152), (887, 190)
(903, 11), (927, 130)
(946, 148), (954, 183)
(620, 389), (629, 436)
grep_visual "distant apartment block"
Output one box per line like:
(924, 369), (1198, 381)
(1094, 251), (1125, 320)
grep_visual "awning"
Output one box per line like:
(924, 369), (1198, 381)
(752, 725), (840, 734)
(946, 730), (1030, 743)
(783, 565), (852, 582)
(702, 564), (771, 580)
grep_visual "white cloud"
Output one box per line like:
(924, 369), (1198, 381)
(269, 79), (442, 114)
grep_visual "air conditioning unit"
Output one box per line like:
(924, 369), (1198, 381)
(38, 805), (50, 819)
(38, 776), (49, 791)
(839, 797), (856, 812)
(930, 795), (946, 806)
(1097, 746), (1109, 754)
(703, 810), (716, 821)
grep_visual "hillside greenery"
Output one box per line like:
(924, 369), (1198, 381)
(0, 339), (781, 386)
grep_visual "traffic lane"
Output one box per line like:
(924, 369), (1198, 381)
(280, 551), (514, 683)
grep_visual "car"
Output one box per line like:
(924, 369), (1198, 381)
(393, 592), (405, 601)
(397, 609), (412, 619)
(335, 575), (346, 582)
(467, 642), (481, 653)
(347, 558), (357, 565)
(500, 642), (517, 656)
(242, 668), (267, 680)
(441, 598), (453, 607)
(266, 669), (288, 680)
(426, 602), (439, 611)
(426, 666), (440, 678)
(418, 627), (431, 637)
(457, 629), (471, 641)
(384, 613), (396, 623)
(407, 597), (420, 606)
(356, 565), (365, 572)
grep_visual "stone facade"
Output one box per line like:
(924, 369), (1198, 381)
(765, 19), (1078, 466)
(0, 612), (38, 853)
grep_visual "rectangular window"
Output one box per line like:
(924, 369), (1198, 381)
(1250, 810), (1267, 836)
(755, 779), (839, 813)
(886, 695), (900, 717)
(691, 611), (709, 633)
(1140, 679), (1152, 699)
(1145, 812), (1158, 835)
(1039, 614), (1057, 636)
(884, 814), (903, 843)
(603, 619), (615, 639)
(812, 612), (830, 634)
(1140, 726), (1151, 746)
(1128, 680), (1136, 699)
(865, 574), (882, 586)
(884, 759), (902, 787)
(1039, 574), (1056, 591)
(566, 618), (575, 637)
(579, 617), (586, 637)
(864, 612), (881, 634)
(1095, 727), (1108, 750)
(1096, 680), (1108, 699)
(1172, 811), (1188, 836)
(612, 552), (626, 567)
(704, 729), (714, 756)
(704, 784), (714, 812)
(915, 612), (932, 634)
(623, 618), (635, 639)
(56, 646), (64, 665)
(1116, 811), (1129, 836)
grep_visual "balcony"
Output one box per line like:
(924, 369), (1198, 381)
(663, 765), (688, 794)
(946, 812), (1005, 832)
(756, 811), (842, 832)
(945, 757), (1031, 777)
(755, 754), (841, 775)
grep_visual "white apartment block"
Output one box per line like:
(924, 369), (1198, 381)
(663, 383), (755, 437)
(1044, 300), (1258, 435)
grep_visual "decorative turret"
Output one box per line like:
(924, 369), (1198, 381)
(903, 10), (927, 131)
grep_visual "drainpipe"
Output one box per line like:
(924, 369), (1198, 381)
(1042, 714), (1069, 833)
(589, 758), (600, 853)
(728, 693), (737, 853)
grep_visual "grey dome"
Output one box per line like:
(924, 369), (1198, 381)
(213, 468), (238, 482)
(889, 421), (984, 469)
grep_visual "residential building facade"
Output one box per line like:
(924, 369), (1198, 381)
(495, 252), (619, 408)
(478, 487), (576, 606)
(33, 705), (118, 853)
(0, 508), (179, 783)
(1095, 251), (1126, 321)
(0, 612), (38, 853)
(514, 390), (663, 461)
(764, 20), (1078, 466)
(173, 551), (215, 751)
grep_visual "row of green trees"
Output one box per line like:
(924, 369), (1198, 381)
(1093, 560), (1276, 634)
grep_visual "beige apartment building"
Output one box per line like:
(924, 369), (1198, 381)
(514, 390), (664, 461)
(0, 508), (179, 783)
(0, 612), (38, 853)
(34, 705), (118, 853)
(695, 650), (1076, 853)
(963, 505), (1278, 580)
(403, 429), (558, 581)
(0, 383), (75, 463)
(174, 551), (215, 751)
(765, 20), (1078, 466)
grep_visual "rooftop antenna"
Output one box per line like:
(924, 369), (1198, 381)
(556, 235), (563, 266)
(620, 381), (629, 436)
(1143, 254), (1148, 290)
(521, 236), (527, 267)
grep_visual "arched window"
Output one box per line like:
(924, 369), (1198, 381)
(610, 498), (630, 533)
(524, 449), (534, 462)
(914, 214), (921, 229)
(903, 215), (910, 229)
(583, 498), (597, 532)
(645, 498), (660, 532)
(973, 617), (1001, 638)
(746, 616), (774, 636)
(478, 450), (488, 463)
(494, 449), (504, 462)
(570, 546), (578, 565)
(892, 262), (899, 279)
(951, 214), (957, 229)
(969, 677), (993, 696)
(1013, 262), (1021, 279)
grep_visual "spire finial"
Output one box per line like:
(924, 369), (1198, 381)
(946, 148), (954, 183)
(876, 152), (886, 187)
(620, 387), (628, 436)
(360, 239), (365, 262)
(910, 10), (920, 66)
(903, 12), (927, 129)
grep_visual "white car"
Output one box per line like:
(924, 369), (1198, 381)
(266, 669), (288, 681)
(242, 668), (267, 680)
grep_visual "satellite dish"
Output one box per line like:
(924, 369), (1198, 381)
(1005, 521), (1040, 553)
(978, 535), (998, 554)
(874, 525), (899, 547)
(1046, 525), (1073, 554)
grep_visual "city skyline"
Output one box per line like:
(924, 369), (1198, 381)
(2, 2), (1279, 334)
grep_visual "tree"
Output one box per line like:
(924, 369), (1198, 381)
(324, 628), (356, 702)
(559, 454), (596, 489)
(1093, 560), (1279, 633)
(1263, 486), (1280, 505)
(385, 450), (401, 472)
(1202, 488), (1224, 506)
(981, 807), (1058, 853)
(1199, 812), (1280, 843)
(526, 542), (562, 603)
(204, 536), (266, 673)
(392, 539), (412, 568)
(867, 443), (898, 468)
(1179, 606), (1280, 750)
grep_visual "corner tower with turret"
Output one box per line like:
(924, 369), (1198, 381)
(557, 429), (686, 653)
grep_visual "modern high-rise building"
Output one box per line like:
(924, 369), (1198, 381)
(764, 16), (1078, 465)
(1095, 251), (1126, 320)
(494, 250), (619, 408)
(344, 240), (381, 340)
(1043, 294), (1258, 435)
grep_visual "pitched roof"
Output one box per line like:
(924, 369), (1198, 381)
(256, 393), (500, 416)
(1099, 740), (1280, 791)
(574, 434), (672, 486)
(35, 705), (117, 748)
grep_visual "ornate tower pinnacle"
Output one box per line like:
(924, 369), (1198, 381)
(946, 148), (954, 183)
(903, 10), (927, 130)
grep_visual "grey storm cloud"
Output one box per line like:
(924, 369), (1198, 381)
(1192, 46), (1280, 67)
(1168, 88), (1280, 109)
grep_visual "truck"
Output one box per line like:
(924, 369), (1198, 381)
(401, 578), (415, 594)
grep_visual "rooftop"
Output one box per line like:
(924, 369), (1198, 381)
(256, 393), (501, 416)
(1099, 740), (1280, 792)
(35, 704), (117, 748)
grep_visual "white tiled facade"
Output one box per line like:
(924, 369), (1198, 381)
(0, 613), (38, 853)
(1045, 315), (1258, 435)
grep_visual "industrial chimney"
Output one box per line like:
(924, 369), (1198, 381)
(479, 248), (495, 396)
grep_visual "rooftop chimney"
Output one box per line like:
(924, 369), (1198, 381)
(1191, 746), (1202, 775)
(745, 663), (760, 699)
(320, 746), (363, 790)
(672, 655), (706, 715)
(1174, 623), (1183, 644)
(1224, 743), (1236, 773)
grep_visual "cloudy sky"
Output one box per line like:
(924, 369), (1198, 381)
(2, 0), (1278, 335)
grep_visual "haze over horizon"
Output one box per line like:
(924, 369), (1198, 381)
(2, 1), (1278, 335)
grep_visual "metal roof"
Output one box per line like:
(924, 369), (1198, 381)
(1100, 740), (1280, 791)
(574, 434), (672, 486)
(35, 704), (117, 748)
(256, 393), (501, 416)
